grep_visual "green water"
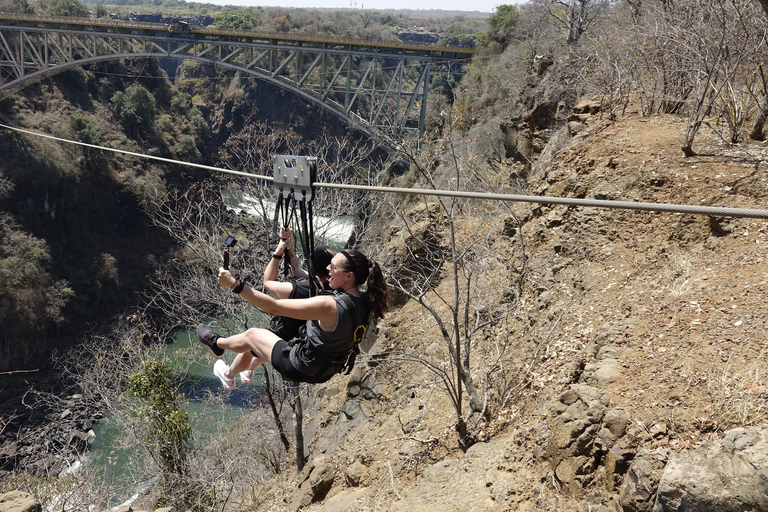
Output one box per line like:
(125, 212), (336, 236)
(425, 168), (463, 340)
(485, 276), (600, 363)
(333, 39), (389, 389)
(87, 324), (270, 506)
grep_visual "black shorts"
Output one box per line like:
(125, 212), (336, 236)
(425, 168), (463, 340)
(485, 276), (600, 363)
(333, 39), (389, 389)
(270, 339), (306, 382)
(270, 340), (338, 384)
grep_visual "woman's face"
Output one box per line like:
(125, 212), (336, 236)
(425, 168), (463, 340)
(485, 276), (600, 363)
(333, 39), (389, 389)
(327, 254), (352, 289)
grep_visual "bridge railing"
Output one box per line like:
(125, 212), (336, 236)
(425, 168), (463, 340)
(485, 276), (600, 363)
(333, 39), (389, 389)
(0, 12), (474, 56)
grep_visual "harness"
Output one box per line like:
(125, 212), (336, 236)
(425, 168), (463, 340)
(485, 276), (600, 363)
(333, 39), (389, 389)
(282, 291), (369, 382)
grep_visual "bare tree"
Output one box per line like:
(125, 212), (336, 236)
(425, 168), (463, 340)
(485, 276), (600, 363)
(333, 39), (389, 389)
(748, 2), (768, 141)
(603, 0), (764, 151)
(676, 0), (762, 155)
(575, 7), (639, 119)
(218, 119), (380, 251)
(376, 109), (528, 446)
(543, 0), (612, 46)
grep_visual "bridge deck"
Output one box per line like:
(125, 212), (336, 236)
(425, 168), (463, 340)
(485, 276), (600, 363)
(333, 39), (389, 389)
(0, 12), (474, 59)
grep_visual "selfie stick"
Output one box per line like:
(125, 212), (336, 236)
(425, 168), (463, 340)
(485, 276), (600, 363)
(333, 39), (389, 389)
(223, 236), (237, 270)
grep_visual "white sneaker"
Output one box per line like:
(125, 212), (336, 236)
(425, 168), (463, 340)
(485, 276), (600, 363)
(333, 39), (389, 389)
(213, 360), (236, 390)
(240, 369), (253, 384)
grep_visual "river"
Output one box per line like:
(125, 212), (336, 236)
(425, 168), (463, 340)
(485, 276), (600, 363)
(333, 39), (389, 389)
(87, 326), (262, 508)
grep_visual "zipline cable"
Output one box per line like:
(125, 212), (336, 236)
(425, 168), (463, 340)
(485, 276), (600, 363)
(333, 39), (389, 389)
(316, 182), (768, 220)
(3, 122), (768, 220)
(0, 123), (272, 182)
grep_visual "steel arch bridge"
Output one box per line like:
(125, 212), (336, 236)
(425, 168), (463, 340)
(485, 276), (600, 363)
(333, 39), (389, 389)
(0, 13), (473, 141)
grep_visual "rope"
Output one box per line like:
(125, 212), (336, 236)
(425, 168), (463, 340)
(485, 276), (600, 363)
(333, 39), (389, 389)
(298, 198), (317, 296)
(2, 122), (768, 220)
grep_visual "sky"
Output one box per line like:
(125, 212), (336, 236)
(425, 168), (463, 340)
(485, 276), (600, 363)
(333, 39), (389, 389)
(198, 0), (519, 14)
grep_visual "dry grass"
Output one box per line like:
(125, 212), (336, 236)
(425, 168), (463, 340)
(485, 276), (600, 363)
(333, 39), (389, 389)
(706, 347), (768, 430)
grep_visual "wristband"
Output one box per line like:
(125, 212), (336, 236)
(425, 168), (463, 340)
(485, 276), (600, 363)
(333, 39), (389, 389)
(273, 254), (282, 259)
(233, 279), (246, 294)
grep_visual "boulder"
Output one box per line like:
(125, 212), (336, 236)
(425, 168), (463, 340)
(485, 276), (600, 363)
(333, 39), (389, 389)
(573, 100), (602, 115)
(568, 120), (587, 136)
(289, 456), (336, 511)
(653, 426), (768, 511)
(534, 384), (610, 492)
(0, 492), (41, 512)
(619, 453), (666, 512)
(313, 487), (367, 512)
(581, 345), (624, 387)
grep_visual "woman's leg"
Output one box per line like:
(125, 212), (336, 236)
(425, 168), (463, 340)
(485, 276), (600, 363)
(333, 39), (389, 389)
(216, 327), (281, 370)
(227, 352), (259, 381)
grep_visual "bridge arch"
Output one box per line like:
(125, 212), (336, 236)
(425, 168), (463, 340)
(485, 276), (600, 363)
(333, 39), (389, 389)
(11, 52), (378, 140)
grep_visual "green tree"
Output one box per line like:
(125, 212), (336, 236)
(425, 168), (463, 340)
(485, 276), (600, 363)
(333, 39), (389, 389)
(0, 214), (73, 340)
(214, 7), (258, 29)
(94, 3), (107, 17)
(477, 4), (520, 53)
(440, 33), (477, 48)
(47, 0), (89, 17)
(127, 358), (192, 477)
(189, 113), (210, 142)
(9, 0), (35, 14)
(110, 84), (156, 139)
(174, 135), (201, 163)
(68, 113), (111, 170)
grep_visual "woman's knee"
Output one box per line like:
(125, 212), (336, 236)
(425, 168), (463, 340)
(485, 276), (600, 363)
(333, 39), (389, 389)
(242, 327), (277, 358)
(243, 327), (266, 343)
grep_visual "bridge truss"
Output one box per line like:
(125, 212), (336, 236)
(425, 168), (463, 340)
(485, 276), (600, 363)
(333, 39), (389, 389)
(0, 13), (473, 141)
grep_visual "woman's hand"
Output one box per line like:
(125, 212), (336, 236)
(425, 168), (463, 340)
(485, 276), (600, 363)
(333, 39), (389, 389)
(218, 267), (236, 289)
(276, 237), (290, 255)
(279, 227), (293, 251)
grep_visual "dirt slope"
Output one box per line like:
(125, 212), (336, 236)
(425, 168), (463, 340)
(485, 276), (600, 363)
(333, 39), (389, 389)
(60, 108), (758, 512)
(238, 111), (768, 512)
(538, 113), (768, 438)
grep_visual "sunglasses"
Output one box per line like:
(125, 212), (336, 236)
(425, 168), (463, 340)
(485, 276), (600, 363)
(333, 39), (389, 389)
(329, 262), (350, 273)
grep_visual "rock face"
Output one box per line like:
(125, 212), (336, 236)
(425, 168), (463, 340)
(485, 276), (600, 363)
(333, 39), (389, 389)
(653, 426), (768, 511)
(0, 393), (101, 476)
(534, 384), (614, 493)
(0, 491), (41, 512)
(396, 30), (440, 44)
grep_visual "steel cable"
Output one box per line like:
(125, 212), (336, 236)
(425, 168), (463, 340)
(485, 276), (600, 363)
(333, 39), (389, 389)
(2, 122), (768, 219)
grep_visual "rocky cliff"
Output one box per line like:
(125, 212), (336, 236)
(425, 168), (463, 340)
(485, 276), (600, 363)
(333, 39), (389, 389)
(234, 109), (768, 511)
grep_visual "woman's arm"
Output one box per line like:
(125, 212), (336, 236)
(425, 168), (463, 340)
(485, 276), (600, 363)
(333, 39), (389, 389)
(263, 236), (294, 299)
(219, 267), (338, 330)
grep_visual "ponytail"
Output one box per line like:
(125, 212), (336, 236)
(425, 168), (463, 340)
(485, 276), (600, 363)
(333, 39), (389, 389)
(340, 249), (388, 321)
(365, 260), (388, 321)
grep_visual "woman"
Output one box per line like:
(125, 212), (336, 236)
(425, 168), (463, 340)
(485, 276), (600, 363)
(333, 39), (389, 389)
(198, 248), (388, 384)
(235, 229), (336, 387)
